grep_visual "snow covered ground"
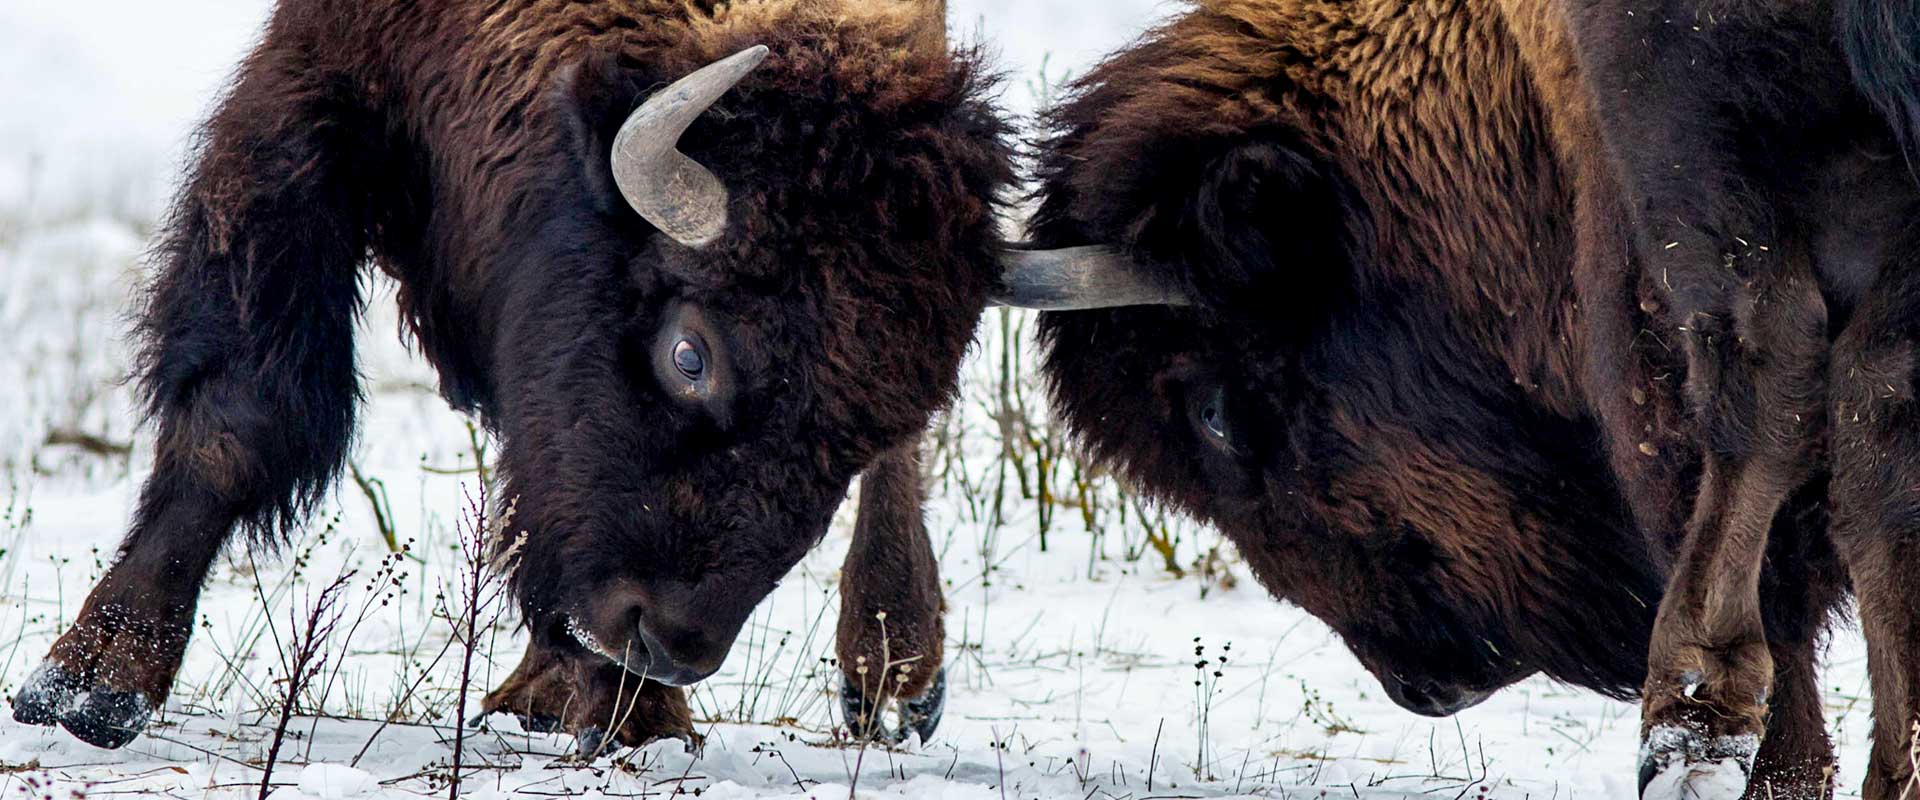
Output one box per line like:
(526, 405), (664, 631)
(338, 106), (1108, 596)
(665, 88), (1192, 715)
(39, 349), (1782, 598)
(0, 1), (1881, 798)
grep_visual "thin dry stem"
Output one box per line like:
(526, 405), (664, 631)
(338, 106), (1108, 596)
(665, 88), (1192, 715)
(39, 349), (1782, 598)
(259, 569), (356, 800)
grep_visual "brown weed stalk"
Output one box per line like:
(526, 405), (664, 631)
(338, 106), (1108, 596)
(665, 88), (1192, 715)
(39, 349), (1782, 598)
(258, 569), (355, 800)
(443, 486), (521, 800)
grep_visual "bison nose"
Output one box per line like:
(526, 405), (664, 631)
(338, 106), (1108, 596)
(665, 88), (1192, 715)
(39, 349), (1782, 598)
(630, 613), (730, 687)
(1382, 675), (1491, 717)
(569, 579), (749, 687)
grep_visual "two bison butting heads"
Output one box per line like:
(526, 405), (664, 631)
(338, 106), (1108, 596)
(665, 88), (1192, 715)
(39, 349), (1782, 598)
(13, 1), (1920, 800)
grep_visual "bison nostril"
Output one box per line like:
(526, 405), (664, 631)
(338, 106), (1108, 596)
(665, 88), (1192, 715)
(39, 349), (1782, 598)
(634, 622), (662, 660)
(1381, 674), (1484, 717)
(631, 619), (724, 687)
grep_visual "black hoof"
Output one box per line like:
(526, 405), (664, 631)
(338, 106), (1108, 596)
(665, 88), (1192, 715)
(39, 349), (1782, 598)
(11, 662), (84, 727)
(1637, 750), (1659, 798)
(571, 726), (607, 760)
(840, 667), (947, 745)
(1638, 725), (1756, 800)
(62, 690), (150, 750)
(840, 673), (893, 743)
(11, 662), (151, 749)
(899, 667), (946, 743)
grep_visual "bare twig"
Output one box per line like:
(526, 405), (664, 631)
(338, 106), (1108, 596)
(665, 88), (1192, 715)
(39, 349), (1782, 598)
(41, 428), (131, 458)
(259, 570), (355, 800)
(347, 461), (403, 556)
(446, 487), (521, 799)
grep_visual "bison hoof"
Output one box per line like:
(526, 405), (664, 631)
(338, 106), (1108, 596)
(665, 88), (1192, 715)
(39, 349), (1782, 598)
(841, 666), (946, 745)
(11, 661), (153, 750)
(571, 727), (607, 761)
(1638, 725), (1757, 800)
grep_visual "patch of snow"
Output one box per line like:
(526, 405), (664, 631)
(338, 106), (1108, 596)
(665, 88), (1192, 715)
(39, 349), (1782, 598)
(295, 763), (378, 799)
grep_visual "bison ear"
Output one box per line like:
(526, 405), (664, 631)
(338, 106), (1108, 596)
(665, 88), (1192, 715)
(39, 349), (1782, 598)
(1126, 135), (1359, 319)
(553, 53), (651, 220)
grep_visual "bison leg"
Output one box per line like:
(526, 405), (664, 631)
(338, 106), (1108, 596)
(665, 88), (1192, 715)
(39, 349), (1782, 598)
(10, 32), (377, 749)
(1628, 196), (1825, 800)
(473, 630), (697, 758)
(836, 442), (946, 744)
(1743, 638), (1833, 800)
(1746, 491), (1847, 800)
(1830, 241), (1920, 800)
(1564, 7), (1834, 799)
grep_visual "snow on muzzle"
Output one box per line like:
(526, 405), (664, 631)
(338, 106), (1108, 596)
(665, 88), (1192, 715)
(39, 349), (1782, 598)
(563, 578), (754, 687)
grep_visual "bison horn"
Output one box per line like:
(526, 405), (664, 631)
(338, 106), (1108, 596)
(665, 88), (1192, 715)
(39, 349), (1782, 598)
(993, 246), (1190, 310)
(611, 45), (770, 248)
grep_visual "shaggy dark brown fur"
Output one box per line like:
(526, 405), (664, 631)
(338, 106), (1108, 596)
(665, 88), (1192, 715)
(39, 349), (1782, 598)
(11, 0), (1010, 752)
(1563, 1), (1920, 797)
(1026, 1), (1908, 797)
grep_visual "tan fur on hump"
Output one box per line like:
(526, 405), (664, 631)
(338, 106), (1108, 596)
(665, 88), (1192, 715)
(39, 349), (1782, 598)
(838, 0), (947, 53)
(681, 0), (945, 53)
(652, 0), (952, 107)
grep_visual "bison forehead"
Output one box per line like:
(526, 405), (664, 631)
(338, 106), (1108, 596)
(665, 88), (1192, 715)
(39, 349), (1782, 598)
(712, 274), (979, 426)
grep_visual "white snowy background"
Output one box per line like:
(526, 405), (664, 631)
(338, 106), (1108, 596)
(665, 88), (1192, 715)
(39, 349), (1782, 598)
(0, 1), (1879, 798)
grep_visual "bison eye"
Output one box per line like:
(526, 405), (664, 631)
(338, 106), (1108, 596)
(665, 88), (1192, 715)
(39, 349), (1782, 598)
(651, 304), (731, 423)
(671, 338), (706, 379)
(1200, 390), (1228, 440)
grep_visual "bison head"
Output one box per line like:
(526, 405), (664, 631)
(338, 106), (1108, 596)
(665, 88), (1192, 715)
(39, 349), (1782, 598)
(1008, 6), (1664, 716)
(496, 2), (1010, 686)
(1017, 226), (1661, 718)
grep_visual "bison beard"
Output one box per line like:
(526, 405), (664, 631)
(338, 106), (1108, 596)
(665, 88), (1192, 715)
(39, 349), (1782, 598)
(10, 0), (1011, 752)
(1020, 1), (1917, 800)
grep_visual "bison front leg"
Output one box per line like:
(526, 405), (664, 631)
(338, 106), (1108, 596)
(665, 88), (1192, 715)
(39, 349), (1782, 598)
(473, 630), (697, 757)
(1565, 7), (1833, 799)
(1744, 635), (1836, 800)
(836, 442), (947, 744)
(10, 33), (376, 749)
(1631, 248), (1825, 800)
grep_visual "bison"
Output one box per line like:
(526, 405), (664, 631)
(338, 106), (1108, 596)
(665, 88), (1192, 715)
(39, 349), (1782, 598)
(1562, 1), (1920, 798)
(10, 0), (1015, 753)
(990, 1), (1920, 799)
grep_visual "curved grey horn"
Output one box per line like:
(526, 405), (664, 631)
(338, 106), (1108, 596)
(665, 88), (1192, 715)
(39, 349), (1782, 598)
(612, 45), (770, 248)
(993, 246), (1190, 310)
